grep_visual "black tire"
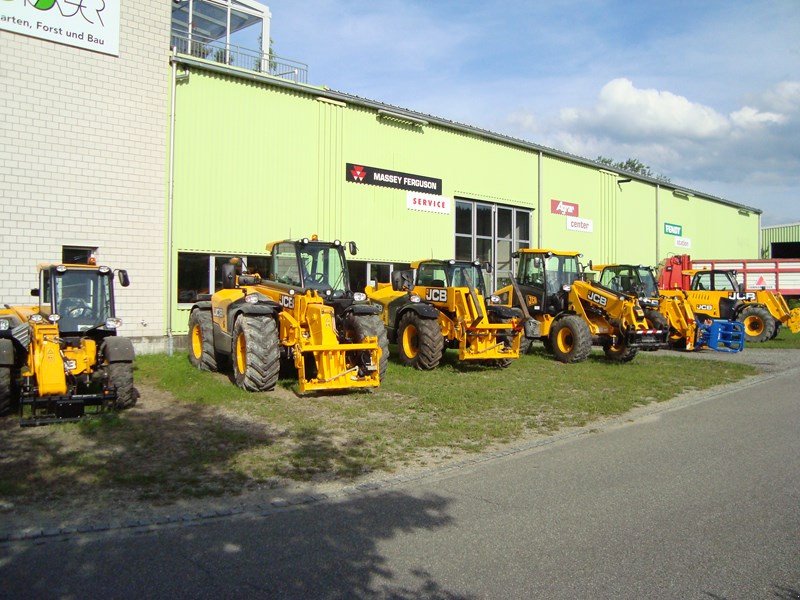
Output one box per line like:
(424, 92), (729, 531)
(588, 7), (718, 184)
(347, 313), (389, 382)
(603, 339), (638, 363)
(519, 338), (534, 355)
(549, 315), (592, 363)
(541, 337), (553, 353)
(643, 309), (668, 332)
(108, 361), (136, 409)
(0, 366), (11, 416)
(232, 316), (280, 392)
(397, 311), (443, 370)
(770, 322), (782, 340)
(738, 305), (775, 343)
(485, 315), (514, 368)
(188, 309), (217, 371)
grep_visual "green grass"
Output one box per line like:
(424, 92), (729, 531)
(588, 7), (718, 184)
(755, 324), (800, 349)
(0, 347), (757, 506)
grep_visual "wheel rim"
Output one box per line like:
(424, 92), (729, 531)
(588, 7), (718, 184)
(556, 327), (574, 353)
(190, 324), (203, 359)
(401, 324), (419, 358)
(743, 315), (764, 335)
(235, 332), (247, 374)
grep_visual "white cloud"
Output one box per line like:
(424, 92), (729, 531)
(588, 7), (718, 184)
(559, 78), (730, 140)
(730, 106), (786, 128)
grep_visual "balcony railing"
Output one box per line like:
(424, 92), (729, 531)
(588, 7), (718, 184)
(171, 34), (308, 84)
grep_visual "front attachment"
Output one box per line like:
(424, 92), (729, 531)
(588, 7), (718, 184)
(295, 339), (382, 393)
(697, 320), (745, 353)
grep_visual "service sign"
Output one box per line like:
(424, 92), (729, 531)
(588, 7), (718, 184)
(550, 199), (579, 216)
(0, 0), (120, 56)
(675, 236), (692, 249)
(664, 222), (683, 236)
(566, 217), (593, 233)
(347, 163), (442, 194)
(407, 191), (451, 215)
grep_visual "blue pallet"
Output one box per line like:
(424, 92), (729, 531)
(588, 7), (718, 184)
(697, 319), (745, 353)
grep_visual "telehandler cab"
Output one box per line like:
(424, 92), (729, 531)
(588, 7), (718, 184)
(496, 249), (666, 363)
(365, 259), (536, 369)
(591, 263), (744, 353)
(0, 263), (135, 425)
(188, 236), (388, 393)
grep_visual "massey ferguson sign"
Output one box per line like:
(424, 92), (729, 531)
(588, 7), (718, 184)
(346, 163), (442, 194)
(550, 199), (579, 216)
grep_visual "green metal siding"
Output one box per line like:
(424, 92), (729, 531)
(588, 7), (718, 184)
(762, 223), (800, 256)
(659, 190), (759, 259)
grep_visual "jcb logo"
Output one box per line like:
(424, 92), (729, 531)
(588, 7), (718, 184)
(426, 288), (448, 302)
(213, 308), (223, 318)
(588, 291), (608, 307)
(696, 304), (714, 311)
(280, 294), (294, 309)
(526, 294), (538, 306)
(728, 292), (755, 301)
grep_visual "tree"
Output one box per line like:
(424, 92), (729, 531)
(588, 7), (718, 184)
(595, 156), (671, 182)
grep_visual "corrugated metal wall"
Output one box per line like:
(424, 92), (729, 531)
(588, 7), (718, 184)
(762, 223), (800, 257)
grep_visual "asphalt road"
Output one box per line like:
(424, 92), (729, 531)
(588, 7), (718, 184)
(1, 352), (799, 599)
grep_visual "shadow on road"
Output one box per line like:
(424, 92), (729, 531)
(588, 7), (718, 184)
(1, 490), (472, 599)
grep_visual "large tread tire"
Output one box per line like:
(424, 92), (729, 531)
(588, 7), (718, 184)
(770, 322), (782, 340)
(0, 367), (11, 416)
(188, 309), (218, 372)
(108, 361), (136, 410)
(644, 309), (668, 332)
(347, 313), (390, 382)
(603, 340), (638, 363)
(738, 305), (775, 343)
(549, 315), (592, 363)
(232, 316), (280, 392)
(397, 311), (443, 370)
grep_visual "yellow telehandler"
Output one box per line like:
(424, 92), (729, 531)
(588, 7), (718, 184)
(496, 249), (666, 363)
(365, 259), (536, 369)
(0, 263), (135, 425)
(188, 236), (387, 393)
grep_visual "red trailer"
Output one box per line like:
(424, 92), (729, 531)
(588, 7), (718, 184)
(659, 255), (800, 299)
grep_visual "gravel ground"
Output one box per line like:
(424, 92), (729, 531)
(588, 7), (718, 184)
(659, 347), (800, 373)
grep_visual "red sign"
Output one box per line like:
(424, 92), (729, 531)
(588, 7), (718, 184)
(550, 199), (579, 216)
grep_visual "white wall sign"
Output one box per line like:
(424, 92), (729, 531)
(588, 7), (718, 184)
(406, 191), (451, 214)
(566, 217), (593, 232)
(1, 0), (120, 57)
(675, 236), (692, 249)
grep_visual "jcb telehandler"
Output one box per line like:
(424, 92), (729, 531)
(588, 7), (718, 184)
(0, 262), (135, 425)
(365, 259), (536, 369)
(188, 236), (388, 393)
(496, 249), (666, 363)
(659, 255), (800, 343)
(591, 263), (744, 352)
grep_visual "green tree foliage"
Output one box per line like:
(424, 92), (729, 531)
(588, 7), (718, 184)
(595, 156), (671, 182)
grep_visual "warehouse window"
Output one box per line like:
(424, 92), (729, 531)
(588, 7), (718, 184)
(454, 199), (532, 290)
(177, 252), (269, 304)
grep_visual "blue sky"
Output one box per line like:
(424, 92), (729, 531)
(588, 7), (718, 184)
(265, 0), (799, 225)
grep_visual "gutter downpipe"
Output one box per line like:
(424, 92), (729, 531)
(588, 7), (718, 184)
(167, 50), (178, 356)
(538, 151), (543, 247)
(655, 183), (660, 264)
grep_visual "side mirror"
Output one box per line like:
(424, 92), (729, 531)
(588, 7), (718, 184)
(587, 260), (594, 270)
(484, 262), (493, 274)
(118, 269), (130, 287)
(30, 288), (40, 297)
(348, 241), (358, 256)
(511, 251), (520, 259)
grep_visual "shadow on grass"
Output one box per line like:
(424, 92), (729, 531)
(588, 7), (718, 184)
(1, 491), (471, 599)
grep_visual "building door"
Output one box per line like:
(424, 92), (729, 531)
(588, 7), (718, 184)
(454, 199), (531, 291)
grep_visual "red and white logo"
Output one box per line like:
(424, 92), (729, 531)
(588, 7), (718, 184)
(550, 199), (579, 216)
(350, 165), (366, 182)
